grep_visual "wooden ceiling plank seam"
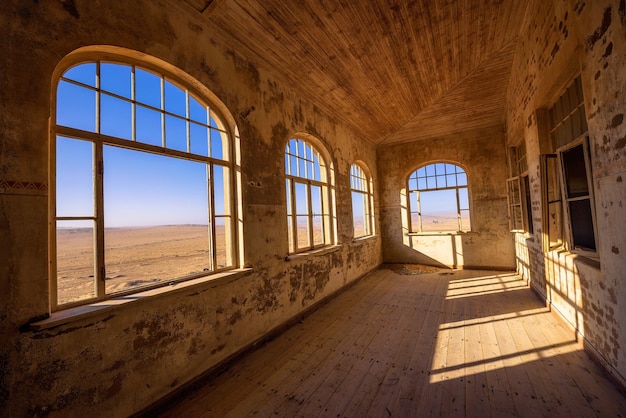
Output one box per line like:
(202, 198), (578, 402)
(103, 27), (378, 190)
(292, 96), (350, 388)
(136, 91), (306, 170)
(208, 2), (378, 142)
(377, 39), (517, 146)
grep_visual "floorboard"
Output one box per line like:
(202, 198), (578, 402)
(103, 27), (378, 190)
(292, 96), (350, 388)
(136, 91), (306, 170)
(152, 268), (626, 418)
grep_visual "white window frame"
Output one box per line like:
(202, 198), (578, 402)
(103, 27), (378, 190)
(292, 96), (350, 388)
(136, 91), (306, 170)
(285, 137), (335, 253)
(350, 163), (375, 238)
(51, 59), (238, 310)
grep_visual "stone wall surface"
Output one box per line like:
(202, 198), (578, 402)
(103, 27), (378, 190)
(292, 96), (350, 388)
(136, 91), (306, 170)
(505, 0), (626, 386)
(0, 1), (381, 415)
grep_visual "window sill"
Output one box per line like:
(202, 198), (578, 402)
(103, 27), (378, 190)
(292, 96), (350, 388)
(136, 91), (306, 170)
(407, 231), (477, 237)
(352, 234), (378, 243)
(29, 268), (253, 332)
(285, 244), (342, 261)
(547, 247), (600, 267)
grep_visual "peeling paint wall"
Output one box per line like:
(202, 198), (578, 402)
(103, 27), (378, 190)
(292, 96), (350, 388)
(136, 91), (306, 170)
(0, 1), (381, 415)
(505, 0), (626, 386)
(377, 127), (515, 270)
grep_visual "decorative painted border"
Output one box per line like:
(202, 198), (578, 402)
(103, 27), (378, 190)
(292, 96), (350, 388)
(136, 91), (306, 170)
(0, 179), (48, 196)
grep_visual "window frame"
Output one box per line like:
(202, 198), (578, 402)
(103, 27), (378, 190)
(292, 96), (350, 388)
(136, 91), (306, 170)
(350, 163), (375, 239)
(557, 135), (598, 253)
(541, 75), (598, 255)
(284, 137), (335, 253)
(506, 142), (533, 234)
(51, 58), (239, 311)
(407, 162), (471, 233)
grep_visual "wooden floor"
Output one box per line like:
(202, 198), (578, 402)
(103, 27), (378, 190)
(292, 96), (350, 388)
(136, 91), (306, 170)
(153, 268), (626, 417)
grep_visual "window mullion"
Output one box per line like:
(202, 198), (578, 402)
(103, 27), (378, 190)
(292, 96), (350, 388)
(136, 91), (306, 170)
(94, 141), (105, 299)
(208, 163), (216, 271)
(307, 181), (314, 249)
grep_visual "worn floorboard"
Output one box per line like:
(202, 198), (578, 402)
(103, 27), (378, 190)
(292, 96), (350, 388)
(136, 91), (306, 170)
(154, 268), (626, 417)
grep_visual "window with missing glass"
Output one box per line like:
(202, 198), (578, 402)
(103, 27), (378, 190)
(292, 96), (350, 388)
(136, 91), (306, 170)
(407, 163), (470, 233)
(507, 141), (533, 234)
(350, 163), (375, 238)
(285, 137), (335, 253)
(542, 75), (597, 253)
(53, 59), (237, 310)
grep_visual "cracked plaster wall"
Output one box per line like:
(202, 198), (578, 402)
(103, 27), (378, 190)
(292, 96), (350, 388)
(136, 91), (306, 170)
(505, 0), (626, 386)
(0, 1), (381, 415)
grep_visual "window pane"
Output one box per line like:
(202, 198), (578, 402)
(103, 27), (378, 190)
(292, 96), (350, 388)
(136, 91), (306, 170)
(190, 122), (209, 156)
(436, 175), (446, 188)
(56, 136), (94, 217)
(56, 220), (96, 305)
(311, 185), (322, 215)
(189, 95), (208, 124)
(103, 146), (211, 293)
(286, 179), (292, 215)
(408, 178), (417, 190)
(457, 172), (467, 186)
(418, 178), (427, 189)
(420, 189), (458, 231)
(287, 215), (294, 253)
(164, 80), (186, 116)
(63, 63), (97, 87)
(352, 191), (366, 238)
(313, 155), (321, 181)
(105, 224), (211, 294)
(296, 216), (310, 249)
(136, 105), (163, 146)
(295, 182), (309, 215)
(312, 215), (324, 246)
(458, 187), (469, 210)
(100, 94), (132, 139)
(426, 165), (435, 176)
(103, 145), (209, 227)
(427, 177), (437, 189)
(213, 165), (231, 215)
(135, 68), (162, 109)
(569, 199), (596, 251)
(460, 209), (470, 231)
(215, 217), (232, 269)
(211, 129), (228, 160)
(100, 63), (132, 99)
(562, 144), (589, 198)
(446, 174), (456, 187)
(165, 115), (187, 152)
(57, 80), (96, 131)
(213, 165), (230, 216)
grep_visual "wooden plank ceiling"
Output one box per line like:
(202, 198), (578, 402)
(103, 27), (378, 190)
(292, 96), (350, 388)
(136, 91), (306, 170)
(183, 0), (528, 146)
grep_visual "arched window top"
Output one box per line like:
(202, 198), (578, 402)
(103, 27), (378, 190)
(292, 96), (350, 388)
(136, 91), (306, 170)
(407, 162), (470, 233)
(52, 53), (239, 309)
(350, 163), (369, 192)
(284, 137), (328, 182)
(57, 60), (230, 161)
(409, 162), (467, 191)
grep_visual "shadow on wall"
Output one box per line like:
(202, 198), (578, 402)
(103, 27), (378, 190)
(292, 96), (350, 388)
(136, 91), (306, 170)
(389, 188), (512, 270)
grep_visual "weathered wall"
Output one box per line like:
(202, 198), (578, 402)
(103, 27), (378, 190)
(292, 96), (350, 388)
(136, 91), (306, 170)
(506, 0), (626, 385)
(0, 1), (381, 416)
(377, 126), (515, 270)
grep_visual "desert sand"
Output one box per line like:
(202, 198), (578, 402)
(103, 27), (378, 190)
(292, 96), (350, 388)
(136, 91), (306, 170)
(56, 224), (229, 305)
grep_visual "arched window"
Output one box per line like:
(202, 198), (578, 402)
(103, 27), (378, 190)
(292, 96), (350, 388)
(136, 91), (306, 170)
(53, 58), (237, 309)
(350, 163), (375, 238)
(285, 137), (335, 253)
(407, 162), (470, 232)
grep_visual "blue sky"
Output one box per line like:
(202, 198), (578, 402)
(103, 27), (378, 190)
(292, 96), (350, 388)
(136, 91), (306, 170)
(56, 62), (227, 228)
